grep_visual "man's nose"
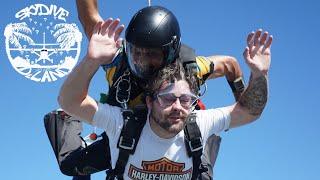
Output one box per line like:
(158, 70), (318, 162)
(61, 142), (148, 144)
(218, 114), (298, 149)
(171, 98), (183, 110)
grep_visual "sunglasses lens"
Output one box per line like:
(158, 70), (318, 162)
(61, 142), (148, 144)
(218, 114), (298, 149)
(158, 93), (176, 106)
(157, 93), (198, 108)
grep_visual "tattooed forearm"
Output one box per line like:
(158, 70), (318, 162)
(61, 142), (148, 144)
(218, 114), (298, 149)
(239, 74), (268, 116)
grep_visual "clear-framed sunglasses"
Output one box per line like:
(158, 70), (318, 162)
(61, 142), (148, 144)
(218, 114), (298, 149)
(154, 92), (199, 109)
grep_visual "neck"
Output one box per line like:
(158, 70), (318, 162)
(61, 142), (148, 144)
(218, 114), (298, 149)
(149, 115), (176, 139)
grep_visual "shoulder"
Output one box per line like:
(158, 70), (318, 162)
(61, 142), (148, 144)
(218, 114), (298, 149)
(196, 108), (230, 121)
(92, 102), (123, 130)
(95, 102), (122, 118)
(194, 108), (231, 134)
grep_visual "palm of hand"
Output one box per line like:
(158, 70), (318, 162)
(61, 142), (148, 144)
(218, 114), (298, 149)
(87, 19), (124, 65)
(244, 29), (273, 75)
(88, 32), (117, 61)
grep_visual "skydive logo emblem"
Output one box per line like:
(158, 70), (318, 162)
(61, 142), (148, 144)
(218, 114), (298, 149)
(4, 4), (82, 83)
(128, 157), (192, 180)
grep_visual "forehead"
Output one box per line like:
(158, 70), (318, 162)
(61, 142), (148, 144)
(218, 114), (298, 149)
(158, 80), (191, 94)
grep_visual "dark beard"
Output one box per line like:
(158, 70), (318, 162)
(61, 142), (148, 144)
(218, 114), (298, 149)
(150, 109), (187, 135)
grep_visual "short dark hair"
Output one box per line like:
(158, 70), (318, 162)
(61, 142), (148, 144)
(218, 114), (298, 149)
(145, 61), (198, 96)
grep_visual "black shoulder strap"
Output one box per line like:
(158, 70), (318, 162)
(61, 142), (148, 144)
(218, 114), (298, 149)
(178, 44), (198, 75)
(184, 112), (208, 180)
(179, 43), (215, 86)
(109, 106), (148, 180)
(178, 44), (203, 96)
(179, 44), (196, 63)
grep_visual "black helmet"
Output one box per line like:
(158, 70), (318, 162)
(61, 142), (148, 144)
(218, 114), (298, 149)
(125, 6), (181, 79)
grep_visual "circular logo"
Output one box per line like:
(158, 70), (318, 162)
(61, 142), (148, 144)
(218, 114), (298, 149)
(4, 4), (82, 83)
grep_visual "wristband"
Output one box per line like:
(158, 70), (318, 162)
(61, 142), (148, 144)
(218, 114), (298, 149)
(228, 77), (245, 93)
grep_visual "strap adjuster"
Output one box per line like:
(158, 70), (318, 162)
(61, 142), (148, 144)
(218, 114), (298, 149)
(188, 137), (203, 152)
(118, 136), (135, 150)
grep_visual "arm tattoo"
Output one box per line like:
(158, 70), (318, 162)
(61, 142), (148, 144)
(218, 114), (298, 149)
(239, 75), (268, 116)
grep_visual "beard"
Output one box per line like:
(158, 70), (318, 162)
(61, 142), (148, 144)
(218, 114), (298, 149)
(150, 106), (188, 135)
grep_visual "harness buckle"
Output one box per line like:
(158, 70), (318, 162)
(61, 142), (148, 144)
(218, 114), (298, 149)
(118, 136), (135, 150)
(188, 137), (203, 152)
(115, 71), (131, 109)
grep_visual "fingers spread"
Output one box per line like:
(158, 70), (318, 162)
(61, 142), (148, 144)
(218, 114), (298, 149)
(93, 21), (103, 35)
(108, 18), (121, 37)
(101, 18), (113, 35)
(265, 35), (273, 49)
(260, 31), (268, 45)
(261, 35), (273, 54)
(243, 47), (253, 64)
(253, 29), (262, 46)
(114, 24), (125, 41)
(247, 31), (255, 50)
(243, 47), (249, 59)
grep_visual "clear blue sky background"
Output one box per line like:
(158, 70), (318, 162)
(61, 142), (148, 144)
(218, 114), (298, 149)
(1, 0), (319, 179)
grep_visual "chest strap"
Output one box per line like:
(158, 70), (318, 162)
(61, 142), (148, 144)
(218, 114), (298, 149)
(106, 107), (147, 180)
(184, 112), (208, 180)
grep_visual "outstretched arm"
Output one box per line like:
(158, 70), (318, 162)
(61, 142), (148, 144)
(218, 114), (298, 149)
(58, 19), (124, 123)
(76, 0), (103, 39)
(227, 29), (273, 128)
(204, 55), (244, 100)
(205, 56), (242, 81)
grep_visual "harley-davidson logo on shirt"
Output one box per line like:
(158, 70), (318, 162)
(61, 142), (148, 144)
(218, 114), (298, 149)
(128, 157), (192, 179)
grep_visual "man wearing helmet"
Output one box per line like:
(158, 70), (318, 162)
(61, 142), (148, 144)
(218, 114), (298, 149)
(124, 5), (181, 80)
(44, 3), (246, 180)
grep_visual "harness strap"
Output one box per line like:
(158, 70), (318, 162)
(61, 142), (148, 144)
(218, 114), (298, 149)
(179, 44), (201, 93)
(110, 107), (147, 180)
(184, 112), (208, 179)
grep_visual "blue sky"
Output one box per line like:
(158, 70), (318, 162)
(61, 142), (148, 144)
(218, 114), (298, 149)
(1, 0), (319, 179)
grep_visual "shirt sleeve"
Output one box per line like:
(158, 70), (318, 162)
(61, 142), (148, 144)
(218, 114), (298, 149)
(195, 107), (231, 139)
(92, 102), (123, 137)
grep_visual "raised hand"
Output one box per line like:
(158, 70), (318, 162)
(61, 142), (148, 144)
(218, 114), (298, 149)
(243, 29), (273, 76)
(87, 18), (125, 65)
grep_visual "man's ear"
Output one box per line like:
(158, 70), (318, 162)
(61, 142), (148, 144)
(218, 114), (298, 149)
(146, 96), (153, 109)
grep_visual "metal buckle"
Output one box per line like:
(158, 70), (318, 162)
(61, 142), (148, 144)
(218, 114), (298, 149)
(118, 136), (135, 150)
(115, 71), (131, 109)
(189, 137), (203, 152)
